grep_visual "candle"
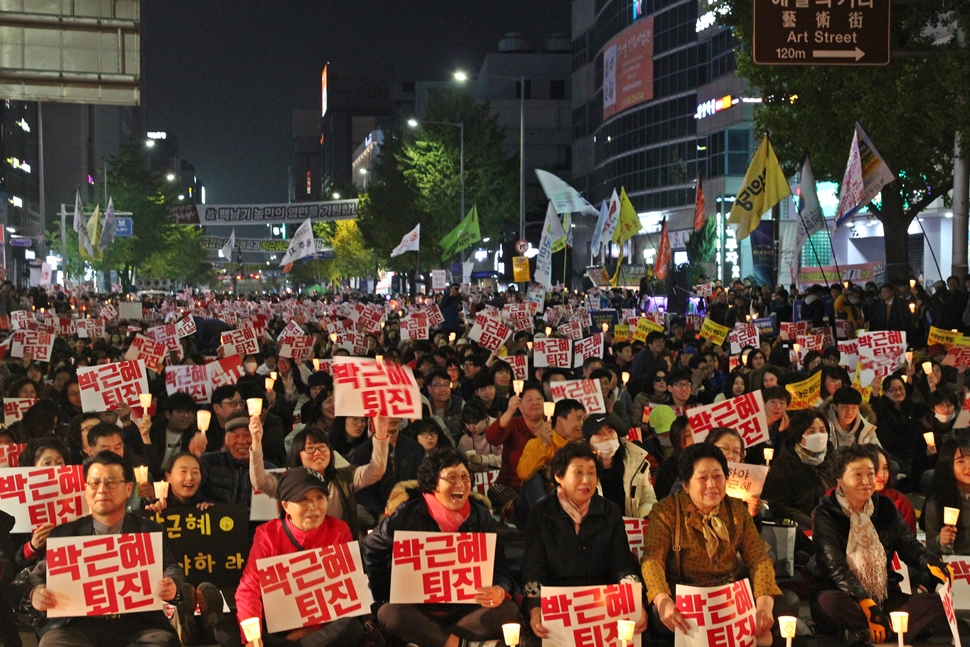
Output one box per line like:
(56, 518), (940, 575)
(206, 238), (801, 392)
(133, 466), (148, 484)
(622, 371), (630, 385)
(247, 398), (263, 417)
(329, 332), (338, 342)
(544, 327), (552, 336)
(602, 323), (610, 333)
(240, 617), (262, 642)
(270, 371), (278, 381)
(512, 380), (524, 395)
(527, 341), (533, 351)
(890, 611), (908, 647)
(265, 377), (275, 391)
(449, 332), (456, 342)
(153, 481), (169, 500)
(793, 343), (800, 353)
(543, 402), (555, 419)
(502, 622), (520, 647)
(764, 447), (774, 464)
(312, 359), (320, 371)
(909, 302), (916, 313)
(778, 615), (797, 647)
(905, 351), (913, 364)
(924, 431), (936, 447)
(901, 375), (908, 383)
(375, 355), (384, 365)
(843, 281), (849, 288)
(138, 393), (152, 410)
(910, 279), (916, 288)
(617, 619), (636, 644)
(197, 410), (211, 433)
(944, 506), (960, 526)
(922, 361), (933, 375)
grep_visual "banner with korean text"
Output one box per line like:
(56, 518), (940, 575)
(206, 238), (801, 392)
(468, 314), (512, 353)
(687, 391), (768, 447)
(674, 580), (759, 647)
(0, 443), (25, 467)
(332, 357), (421, 418)
(726, 462), (769, 503)
(534, 338), (572, 369)
(549, 380), (607, 414)
(77, 359), (148, 412)
(699, 318), (730, 346)
(0, 465), (88, 532)
(3, 398), (36, 427)
(220, 327), (259, 357)
(541, 582), (643, 647)
(785, 372), (821, 410)
(125, 334), (167, 369)
(389, 531), (496, 604)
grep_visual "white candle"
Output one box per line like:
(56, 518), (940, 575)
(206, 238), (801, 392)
(247, 398), (263, 417)
(265, 377), (275, 391)
(138, 393), (152, 410)
(602, 323), (610, 333)
(197, 410), (211, 433)
(270, 371), (278, 381)
(544, 326), (552, 336)
(617, 619), (635, 642)
(778, 615), (797, 640)
(924, 431), (936, 447)
(543, 402), (555, 419)
(153, 481), (169, 500)
(449, 332), (456, 342)
(502, 622), (520, 647)
(890, 611), (909, 634)
(240, 617), (262, 642)
(944, 506), (960, 526)
(527, 341), (533, 351)
(329, 332), (338, 342)
(922, 361), (933, 375)
(512, 380), (524, 396)
(375, 355), (384, 365)
(764, 447), (774, 464)
(622, 371), (630, 385)
(312, 359), (320, 371)
(133, 466), (148, 484)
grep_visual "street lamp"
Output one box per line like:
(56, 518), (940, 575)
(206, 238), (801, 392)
(145, 140), (155, 148)
(166, 173), (175, 182)
(454, 70), (525, 242)
(408, 117), (465, 232)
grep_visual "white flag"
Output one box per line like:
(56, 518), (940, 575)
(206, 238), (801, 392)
(535, 169), (600, 218)
(98, 197), (116, 251)
(221, 229), (236, 262)
(590, 199), (609, 254)
(391, 224), (420, 258)
(279, 218), (315, 267)
(535, 202), (568, 288)
(601, 189), (621, 246)
(794, 156), (826, 256)
(72, 190), (82, 233)
(834, 123), (895, 231)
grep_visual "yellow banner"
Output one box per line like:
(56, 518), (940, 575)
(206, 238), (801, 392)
(851, 361), (873, 402)
(786, 371), (821, 410)
(613, 324), (630, 342)
(632, 316), (665, 342)
(512, 256), (530, 283)
(699, 317), (730, 346)
(928, 325), (964, 349)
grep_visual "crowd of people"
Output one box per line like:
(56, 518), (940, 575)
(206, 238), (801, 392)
(0, 274), (966, 647)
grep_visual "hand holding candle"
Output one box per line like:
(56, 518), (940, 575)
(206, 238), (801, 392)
(617, 619), (635, 645)
(512, 380), (524, 396)
(153, 481), (169, 501)
(502, 622), (520, 647)
(247, 398), (263, 417)
(133, 466), (148, 484)
(138, 393), (152, 412)
(197, 409), (211, 433)
(543, 402), (555, 420)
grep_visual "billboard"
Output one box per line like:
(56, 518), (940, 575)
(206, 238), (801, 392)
(603, 16), (655, 120)
(0, 1), (141, 105)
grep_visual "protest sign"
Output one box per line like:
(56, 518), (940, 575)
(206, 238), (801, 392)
(674, 580), (758, 647)
(389, 531), (496, 604)
(471, 469), (499, 497)
(795, 333), (824, 351)
(332, 357), (422, 418)
(165, 364), (211, 405)
(699, 318), (730, 346)
(779, 321), (808, 341)
(280, 335), (314, 363)
(695, 283), (714, 297)
(573, 333), (605, 368)
(0, 465), (88, 532)
(77, 359), (148, 412)
(506, 354), (528, 381)
(929, 326), (963, 349)
(3, 398), (37, 427)
(207, 355), (246, 389)
(613, 324), (630, 342)
(942, 346), (970, 368)
(726, 462), (769, 503)
(46, 533), (163, 618)
(534, 337), (572, 369)
(220, 327), (259, 357)
(835, 320), (854, 340)
(98, 302), (118, 322)
(0, 443), (25, 467)
(785, 372), (821, 410)
(857, 330), (906, 359)
(468, 314), (512, 353)
(557, 320), (585, 341)
(148, 323), (180, 358)
(890, 552), (911, 596)
(400, 313), (429, 341)
(686, 391), (768, 447)
(624, 517), (648, 562)
(632, 316), (664, 342)
(140, 504), (249, 588)
(10, 330), (54, 361)
(549, 379), (607, 414)
(541, 583), (642, 647)
(257, 541), (373, 633)
(119, 301), (143, 320)
(174, 316), (197, 339)
(124, 334), (167, 369)
(751, 316), (775, 337)
(729, 324), (759, 355)
(939, 578), (963, 647)
(945, 556), (970, 610)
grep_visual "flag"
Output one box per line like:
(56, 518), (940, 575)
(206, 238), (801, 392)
(391, 224), (421, 258)
(439, 204), (481, 259)
(794, 156), (826, 258)
(563, 212), (573, 248)
(546, 202), (568, 253)
(693, 173), (706, 230)
(72, 190), (82, 233)
(612, 187), (642, 245)
(98, 198), (116, 251)
(279, 218), (315, 267)
(535, 201), (567, 288)
(654, 217), (671, 281)
(590, 199), (609, 255)
(220, 229), (236, 262)
(601, 189), (621, 247)
(834, 123), (895, 231)
(535, 169), (600, 218)
(727, 136), (791, 242)
(79, 204), (100, 262)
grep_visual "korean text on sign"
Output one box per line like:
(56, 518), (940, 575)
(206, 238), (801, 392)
(45, 532), (163, 618)
(76, 359), (148, 412)
(674, 580), (758, 647)
(331, 357), (422, 418)
(624, 517), (648, 562)
(220, 327), (259, 357)
(534, 337), (572, 369)
(256, 541), (373, 634)
(729, 324), (759, 356)
(541, 583), (643, 647)
(573, 333), (605, 368)
(549, 379), (607, 415)
(124, 334), (167, 369)
(389, 531), (496, 604)
(165, 364), (211, 405)
(857, 330), (906, 360)
(0, 465), (89, 532)
(468, 314), (512, 353)
(3, 397), (37, 427)
(725, 462), (769, 503)
(0, 443), (25, 468)
(944, 555), (970, 610)
(686, 391), (769, 447)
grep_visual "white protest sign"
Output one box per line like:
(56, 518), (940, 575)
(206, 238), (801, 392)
(0, 443), (25, 468)
(3, 398), (37, 427)
(208, 355), (246, 389)
(468, 314), (512, 353)
(256, 541), (373, 633)
(0, 465), (88, 532)
(686, 391), (769, 446)
(534, 337), (572, 369)
(165, 364), (212, 404)
(332, 357), (422, 418)
(857, 330), (906, 359)
(124, 334), (167, 370)
(573, 333), (605, 368)
(506, 354), (528, 381)
(280, 335), (314, 363)
(674, 580), (758, 647)
(890, 552), (911, 595)
(118, 301), (143, 321)
(220, 328), (259, 357)
(939, 577), (963, 647)
(624, 517), (648, 562)
(10, 330), (54, 361)
(251, 468), (285, 521)
(76, 359), (149, 412)
(389, 531), (495, 604)
(46, 532), (163, 618)
(174, 316), (197, 339)
(725, 461), (769, 503)
(549, 379), (607, 414)
(431, 270), (447, 292)
(541, 582), (642, 647)
(729, 324), (759, 356)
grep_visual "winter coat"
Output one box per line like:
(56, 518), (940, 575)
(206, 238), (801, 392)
(762, 441), (835, 529)
(595, 440), (658, 518)
(201, 450), (275, 507)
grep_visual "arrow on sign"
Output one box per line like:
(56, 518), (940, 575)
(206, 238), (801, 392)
(813, 47), (865, 61)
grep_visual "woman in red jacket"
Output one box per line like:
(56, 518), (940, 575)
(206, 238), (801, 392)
(234, 468), (364, 647)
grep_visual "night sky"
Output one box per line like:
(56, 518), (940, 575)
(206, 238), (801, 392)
(141, 1), (571, 205)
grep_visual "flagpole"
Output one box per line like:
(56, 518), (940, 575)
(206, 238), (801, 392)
(796, 210), (829, 286)
(825, 224), (844, 284)
(913, 214), (944, 282)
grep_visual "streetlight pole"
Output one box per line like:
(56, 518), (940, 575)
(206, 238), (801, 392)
(519, 74), (525, 243)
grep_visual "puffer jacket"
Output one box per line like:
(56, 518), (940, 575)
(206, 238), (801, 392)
(762, 440), (835, 529)
(810, 491), (942, 602)
(201, 450), (275, 507)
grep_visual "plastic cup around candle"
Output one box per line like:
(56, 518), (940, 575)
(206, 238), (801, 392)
(793, 343), (800, 354)
(527, 341), (533, 351)
(133, 466), (148, 484)
(778, 615), (797, 647)
(265, 377), (275, 391)
(905, 351), (913, 365)
(764, 447), (774, 465)
(376, 355), (384, 365)
(602, 323), (609, 333)
(197, 410), (211, 433)
(910, 279), (916, 288)
(944, 506), (960, 526)
(890, 611), (908, 647)
(622, 371), (630, 385)
(924, 431), (936, 448)
(153, 481), (169, 500)
(543, 402), (555, 419)
(922, 361), (933, 375)
(138, 393), (152, 410)
(312, 359), (320, 371)
(617, 619), (635, 645)
(240, 617), (262, 642)
(512, 380), (524, 396)
(270, 371), (278, 381)
(502, 622), (520, 646)
(544, 327), (552, 336)
(247, 398), (263, 417)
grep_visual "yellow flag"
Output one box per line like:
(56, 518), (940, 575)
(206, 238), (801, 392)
(612, 187), (642, 245)
(80, 205), (103, 262)
(727, 136), (791, 242)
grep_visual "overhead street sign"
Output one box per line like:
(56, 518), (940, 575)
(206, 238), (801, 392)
(752, 0), (890, 66)
(202, 237), (330, 254)
(167, 200), (358, 226)
(114, 217), (133, 238)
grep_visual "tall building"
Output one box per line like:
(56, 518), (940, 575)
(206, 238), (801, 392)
(291, 109), (323, 202)
(0, 100), (42, 285)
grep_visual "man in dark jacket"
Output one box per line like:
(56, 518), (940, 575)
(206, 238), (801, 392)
(199, 410), (275, 508)
(349, 418), (425, 521)
(438, 284), (462, 334)
(25, 451), (185, 647)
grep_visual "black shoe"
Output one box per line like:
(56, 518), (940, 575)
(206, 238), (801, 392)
(196, 582), (224, 644)
(840, 628), (872, 646)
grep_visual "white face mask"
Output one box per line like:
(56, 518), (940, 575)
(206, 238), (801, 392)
(801, 432), (828, 453)
(244, 362), (258, 373)
(936, 412), (955, 424)
(592, 439), (620, 460)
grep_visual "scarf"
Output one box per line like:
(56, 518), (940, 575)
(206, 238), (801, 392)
(423, 492), (470, 533)
(696, 504), (731, 559)
(794, 443), (827, 466)
(557, 488), (591, 534)
(835, 489), (887, 603)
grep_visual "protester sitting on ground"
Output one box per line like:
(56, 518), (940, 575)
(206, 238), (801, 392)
(411, 418), (442, 455)
(923, 438), (970, 555)
(820, 386), (881, 448)
(911, 389), (962, 492)
(870, 374), (919, 469)
(349, 416), (424, 523)
(872, 445), (916, 534)
(484, 381), (547, 517)
(583, 412), (657, 518)
(746, 385), (791, 465)
(65, 412), (102, 464)
(199, 410), (275, 508)
(457, 401), (502, 473)
(652, 412), (692, 499)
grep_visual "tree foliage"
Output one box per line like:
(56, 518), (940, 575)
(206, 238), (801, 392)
(685, 217), (718, 285)
(717, 0), (970, 278)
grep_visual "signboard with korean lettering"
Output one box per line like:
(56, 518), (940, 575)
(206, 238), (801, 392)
(0, 443), (25, 468)
(471, 469), (499, 497)
(220, 327), (259, 357)
(549, 380), (607, 414)
(752, 0), (890, 66)
(506, 354), (528, 381)
(77, 359), (149, 412)
(174, 316), (197, 339)
(613, 324), (630, 342)
(726, 462), (769, 503)
(0, 465), (88, 532)
(752, 316), (775, 337)
(796, 333), (825, 352)
(929, 325), (965, 349)
(943, 346), (970, 368)
(141, 505), (250, 588)
(125, 334), (168, 370)
(400, 313), (429, 341)
(557, 320), (585, 341)
(431, 270), (447, 292)
(165, 364), (211, 405)
(699, 318), (730, 346)
(257, 541), (372, 633)
(785, 371), (821, 410)
(10, 330), (54, 361)
(944, 555), (970, 610)
(674, 580), (759, 647)
(541, 583), (643, 647)
(468, 314), (512, 353)
(573, 333), (605, 368)
(45, 532), (163, 618)
(99, 302), (118, 322)
(3, 398), (36, 427)
(779, 321), (808, 341)
(686, 391), (769, 447)
(280, 335), (314, 363)
(534, 337), (572, 369)
(939, 578), (963, 647)
(632, 316), (664, 343)
(857, 330), (906, 360)
(624, 517), (648, 562)
(729, 324), (759, 355)
(251, 468), (285, 521)
(835, 319), (855, 340)
(389, 531), (496, 604)
(332, 357), (422, 418)
(207, 355), (245, 389)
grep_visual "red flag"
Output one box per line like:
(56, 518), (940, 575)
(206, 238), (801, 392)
(654, 217), (671, 281)
(693, 173), (706, 230)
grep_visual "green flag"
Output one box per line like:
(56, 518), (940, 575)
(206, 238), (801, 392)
(440, 204), (482, 260)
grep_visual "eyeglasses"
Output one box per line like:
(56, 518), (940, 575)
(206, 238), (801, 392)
(439, 473), (472, 485)
(670, 381), (691, 388)
(430, 383), (451, 390)
(653, 376), (667, 382)
(715, 446), (743, 461)
(302, 445), (330, 455)
(218, 399), (243, 408)
(85, 479), (127, 491)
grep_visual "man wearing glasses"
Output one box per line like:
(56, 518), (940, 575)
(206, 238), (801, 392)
(26, 451), (185, 647)
(205, 385), (245, 452)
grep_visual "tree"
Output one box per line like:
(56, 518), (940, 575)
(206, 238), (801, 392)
(685, 218), (718, 286)
(288, 220), (377, 292)
(717, 0), (970, 279)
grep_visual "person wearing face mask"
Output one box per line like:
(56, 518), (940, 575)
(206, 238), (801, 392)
(242, 355), (259, 376)
(834, 285), (866, 330)
(910, 389), (963, 493)
(583, 413), (657, 518)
